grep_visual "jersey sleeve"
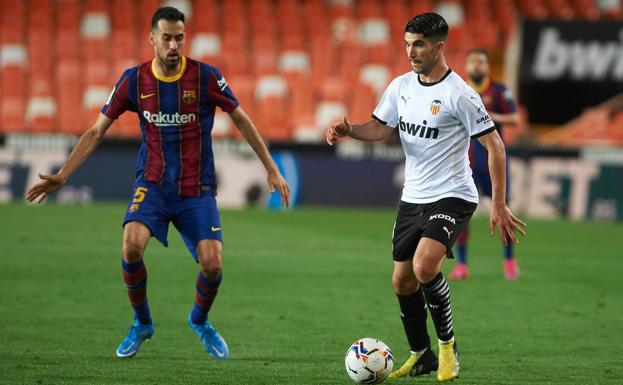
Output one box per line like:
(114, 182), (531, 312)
(101, 69), (133, 120)
(455, 86), (495, 138)
(372, 77), (401, 127)
(205, 66), (239, 113)
(497, 83), (517, 114)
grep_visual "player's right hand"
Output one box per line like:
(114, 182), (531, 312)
(326, 116), (352, 146)
(26, 173), (66, 203)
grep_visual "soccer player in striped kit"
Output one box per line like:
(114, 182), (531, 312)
(326, 13), (526, 382)
(26, 6), (290, 359)
(449, 48), (521, 281)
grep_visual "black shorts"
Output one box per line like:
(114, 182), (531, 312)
(392, 198), (477, 262)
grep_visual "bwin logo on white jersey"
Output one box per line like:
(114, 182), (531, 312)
(398, 116), (439, 139)
(429, 213), (456, 224)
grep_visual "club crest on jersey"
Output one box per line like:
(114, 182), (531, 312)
(430, 99), (442, 115)
(182, 90), (196, 104)
(398, 116), (439, 139)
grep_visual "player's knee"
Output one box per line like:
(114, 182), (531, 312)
(198, 242), (222, 279)
(392, 272), (418, 294)
(413, 260), (438, 284)
(122, 239), (145, 262)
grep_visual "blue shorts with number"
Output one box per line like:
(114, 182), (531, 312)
(123, 178), (222, 262)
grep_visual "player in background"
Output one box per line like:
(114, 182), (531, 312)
(449, 49), (521, 281)
(26, 7), (290, 360)
(326, 14), (526, 382)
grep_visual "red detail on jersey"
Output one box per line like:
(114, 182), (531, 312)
(138, 62), (165, 183)
(178, 59), (202, 196)
(103, 76), (131, 119)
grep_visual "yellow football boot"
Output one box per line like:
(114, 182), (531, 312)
(389, 348), (438, 378)
(437, 339), (459, 382)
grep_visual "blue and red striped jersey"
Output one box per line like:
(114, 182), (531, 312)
(101, 56), (239, 196)
(469, 77), (517, 135)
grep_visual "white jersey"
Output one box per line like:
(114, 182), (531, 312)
(373, 69), (495, 204)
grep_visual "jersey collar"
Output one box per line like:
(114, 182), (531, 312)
(151, 56), (187, 82)
(467, 76), (490, 94)
(417, 68), (452, 87)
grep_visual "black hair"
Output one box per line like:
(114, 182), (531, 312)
(404, 13), (448, 41)
(151, 6), (185, 30)
(466, 48), (490, 61)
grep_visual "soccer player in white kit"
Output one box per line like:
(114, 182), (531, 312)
(326, 13), (526, 382)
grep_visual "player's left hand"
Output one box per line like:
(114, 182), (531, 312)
(490, 204), (526, 246)
(267, 169), (291, 209)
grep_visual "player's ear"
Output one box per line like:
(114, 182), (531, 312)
(149, 31), (155, 46)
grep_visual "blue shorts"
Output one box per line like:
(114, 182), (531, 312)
(123, 179), (222, 262)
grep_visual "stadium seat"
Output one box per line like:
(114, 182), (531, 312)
(517, 0), (549, 19)
(359, 64), (391, 97)
(318, 77), (347, 103)
(55, 0), (81, 61)
(348, 83), (377, 123)
(81, 6), (111, 63)
(315, 101), (347, 131)
(434, 0), (465, 27)
(0, 44), (27, 132)
(0, 0), (25, 44)
(546, 0), (575, 19)
(56, 60), (83, 134)
(278, 50), (311, 84)
(25, 96), (57, 133)
(571, 0), (600, 19)
(289, 77), (316, 132)
(254, 75), (290, 141)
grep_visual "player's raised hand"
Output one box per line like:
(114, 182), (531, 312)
(26, 173), (66, 203)
(267, 169), (291, 209)
(490, 204), (526, 246)
(326, 116), (352, 145)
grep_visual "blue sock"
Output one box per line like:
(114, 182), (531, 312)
(457, 244), (467, 264)
(504, 243), (514, 260)
(191, 272), (222, 325)
(122, 259), (152, 325)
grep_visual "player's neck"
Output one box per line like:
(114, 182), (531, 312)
(419, 61), (450, 84)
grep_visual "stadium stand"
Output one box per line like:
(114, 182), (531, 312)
(0, 0), (621, 144)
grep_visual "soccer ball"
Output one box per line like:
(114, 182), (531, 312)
(344, 338), (393, 384)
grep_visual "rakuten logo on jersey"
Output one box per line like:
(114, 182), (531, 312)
(533, 28), (623, 81)
(142, 111), (197, 126)
(398, 116), (439, 139)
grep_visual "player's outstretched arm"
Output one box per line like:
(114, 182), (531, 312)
(228, 107), (291, 208)
(477, 129), (527, 245)
(326, 116), (393, 145)
(26, 113), (114, 203)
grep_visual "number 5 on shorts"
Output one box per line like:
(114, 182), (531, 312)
(133, 187), (148, 203)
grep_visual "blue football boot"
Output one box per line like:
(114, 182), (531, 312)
(116, 320), (154, 358)
(187, 313), (229, 359)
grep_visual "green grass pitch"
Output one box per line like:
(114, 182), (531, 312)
(1, 203), (622, 384)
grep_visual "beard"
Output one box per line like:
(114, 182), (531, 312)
(469, 73), (485, 85)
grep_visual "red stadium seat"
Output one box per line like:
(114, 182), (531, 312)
(348, 84), (377, 123)
(0, 46), (26, 132)
(56, 60), (83, 135)
(546, 0), (575, 19)
(571, 0), (600, 20)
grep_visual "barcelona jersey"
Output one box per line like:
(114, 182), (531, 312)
(101, 56), (239, 197)
(468, 77), (517, 198)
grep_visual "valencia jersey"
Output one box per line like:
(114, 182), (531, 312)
(101, 56), (239, 196)
(373, 69), (495, 204)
